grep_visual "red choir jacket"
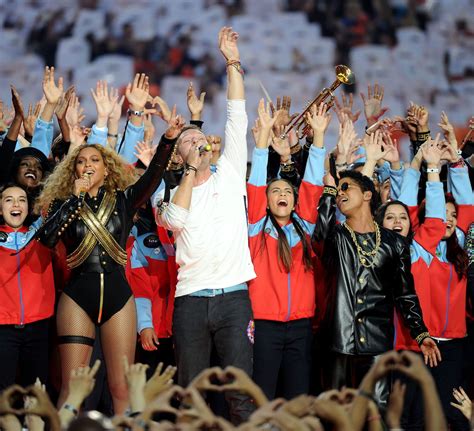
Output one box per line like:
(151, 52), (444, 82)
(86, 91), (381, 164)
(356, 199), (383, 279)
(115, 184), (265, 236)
(0, 221), (55, 325)
(246, 146), (325, 321)
(395, 167), (473, 350)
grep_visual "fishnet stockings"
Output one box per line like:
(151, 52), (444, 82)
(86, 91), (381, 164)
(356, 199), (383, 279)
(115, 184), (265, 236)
(56, 294), (137, 415)
(56, 293), (95, 408)
(100, 296), (137, 414)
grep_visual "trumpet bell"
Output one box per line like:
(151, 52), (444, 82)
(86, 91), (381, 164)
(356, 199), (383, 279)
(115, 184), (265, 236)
(335, 65), (355, 86)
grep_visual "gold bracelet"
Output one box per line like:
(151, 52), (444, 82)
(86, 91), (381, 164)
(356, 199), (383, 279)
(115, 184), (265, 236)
(415, 331), (431, 345)
(416, 131), (430, 143)
(290, 143), (302, 155)
(280, 162), (295, 173)
(323, 186), (337, 196)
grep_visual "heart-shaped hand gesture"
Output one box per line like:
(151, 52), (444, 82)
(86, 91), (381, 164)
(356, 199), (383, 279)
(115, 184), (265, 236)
(190, 366), (268, 408)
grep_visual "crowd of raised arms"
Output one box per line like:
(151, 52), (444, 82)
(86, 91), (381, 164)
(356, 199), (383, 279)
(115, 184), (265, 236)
(0, 26), (473, 431)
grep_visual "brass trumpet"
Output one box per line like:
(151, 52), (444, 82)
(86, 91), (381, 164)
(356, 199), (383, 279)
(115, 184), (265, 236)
(285, 65), (355, 139)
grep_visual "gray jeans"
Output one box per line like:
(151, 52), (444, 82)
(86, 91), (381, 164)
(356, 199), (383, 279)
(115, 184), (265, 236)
(172, 289), (254, 424)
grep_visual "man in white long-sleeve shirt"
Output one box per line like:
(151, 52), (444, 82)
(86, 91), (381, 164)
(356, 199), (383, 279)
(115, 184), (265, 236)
(155, 27), (256, 423)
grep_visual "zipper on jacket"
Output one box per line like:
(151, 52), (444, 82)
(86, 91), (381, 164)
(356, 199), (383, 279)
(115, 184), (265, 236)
(14, 234), (25, 326)
(440, 264), (453, 337)
(285, 272), (291, 321)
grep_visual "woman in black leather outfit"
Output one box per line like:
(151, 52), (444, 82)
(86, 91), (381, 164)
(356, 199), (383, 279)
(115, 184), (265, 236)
(36, 134), (176, 412)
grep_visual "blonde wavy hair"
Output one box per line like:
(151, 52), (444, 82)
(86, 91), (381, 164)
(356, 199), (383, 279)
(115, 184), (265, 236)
(35, 144), (137, 214)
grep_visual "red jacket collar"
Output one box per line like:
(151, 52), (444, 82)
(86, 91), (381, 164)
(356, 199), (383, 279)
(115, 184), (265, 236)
(0, 225), (28, 233)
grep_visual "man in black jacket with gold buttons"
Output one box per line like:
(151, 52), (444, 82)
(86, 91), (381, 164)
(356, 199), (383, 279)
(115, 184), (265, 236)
(312, 169), (441, 407)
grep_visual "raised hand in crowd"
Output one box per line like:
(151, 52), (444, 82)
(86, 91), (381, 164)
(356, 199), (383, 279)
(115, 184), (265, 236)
(151, 95), (172, 124)
(143, 113), (156, 144)
(350, 351), (400, 431)
(107, 88), (125, 149)
(91, 80), (118, 128)
(122, 356), (148, 414)
(305, 102), (332, 148)
(134, 140), (156, 169)
(0, 98), (14, 133)
(381, 132), (401, 170)
(164, 105), (185, 140)
(438, 111), (458, 149)
(58, 360), (101, 429)
(187, 81), (206, 121)
(41, 66), (63, 123)
(361, 129), (384, 178)
(440, 138), (460, 163)
(403, 102), (419, 141)
(0, 385), (23, 431)
(24, 378), (46, 431)
(411, 103), (429, 134)
(451, 387), (472, 420)
(334, 92), (361, 123)
(270, 95), (298, 131)
(192, 366), (268, 408)
(6, 86), (25, 142)
(55, 86), (75, 120)
(360, 83), (388, 127)
(421, 133), (443, 171)
(24, 384), (60, 431)
(334, 117), (359, 171)
(143, 362), (177, 403)
(68, 125), (89, 154)
(385, 379), (406, 430)
(23, 101), (42, 139)
(393, 351), (447, 430)
(65, 94), (85, 131)
(219, 26), (244, 100)
(271, 125), (292, 163)
(256, 98), (279, 149)
(126, 73), (150, 126)
(55, 86), (75, 143)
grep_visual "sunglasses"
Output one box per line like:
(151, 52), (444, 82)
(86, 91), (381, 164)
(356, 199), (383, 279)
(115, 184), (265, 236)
(337, 182), (360, 193)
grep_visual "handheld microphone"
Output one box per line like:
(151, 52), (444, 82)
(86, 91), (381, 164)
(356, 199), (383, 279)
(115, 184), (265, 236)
(198, 144), (212, 155)
(79, 172), (92, 202)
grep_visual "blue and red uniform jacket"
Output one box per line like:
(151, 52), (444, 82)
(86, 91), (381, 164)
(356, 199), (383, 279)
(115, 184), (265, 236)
(126, 217), (175, 338)
(247, 145), (325, 321)
(0, 219), (55, 325)
(395, 165), (473, 350)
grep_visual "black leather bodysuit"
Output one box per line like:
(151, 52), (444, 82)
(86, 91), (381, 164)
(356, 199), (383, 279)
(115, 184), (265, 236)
(312, 188), (429, 355)
(37, 136), (175, 325)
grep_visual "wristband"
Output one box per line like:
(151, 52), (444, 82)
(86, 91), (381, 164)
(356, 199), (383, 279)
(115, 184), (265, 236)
(426, 167), (440, 173)
(128, 109), (144, 117)
(185, 164), (197, 175)
(368, 415), (382, 422)
(415, 331), (431, 345)
(323, 186), (337, 197)
(226, 60), (244, 75)
(280, 161), (295, 173)
(62, 403), (78, 416)
(416, 131), (430, 142)
(107, 133), (118, 138)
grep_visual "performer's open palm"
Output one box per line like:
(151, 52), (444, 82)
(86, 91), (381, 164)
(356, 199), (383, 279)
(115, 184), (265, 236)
(420, 337), (442, 367)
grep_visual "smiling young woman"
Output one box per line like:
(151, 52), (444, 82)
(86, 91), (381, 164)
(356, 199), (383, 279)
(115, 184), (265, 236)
(0, 184), (55, 391)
